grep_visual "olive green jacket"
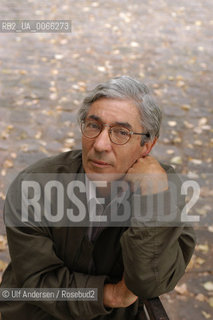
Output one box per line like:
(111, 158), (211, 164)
(0, 150), (196, 319)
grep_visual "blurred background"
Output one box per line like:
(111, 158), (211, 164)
(0, 0), (212, 319)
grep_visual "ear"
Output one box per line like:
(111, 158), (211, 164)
(140, 137), (158, 157)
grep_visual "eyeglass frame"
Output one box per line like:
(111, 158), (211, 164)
(80, 119), (150, 145)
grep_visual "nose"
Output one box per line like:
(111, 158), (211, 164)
(93, 127), (112, 152)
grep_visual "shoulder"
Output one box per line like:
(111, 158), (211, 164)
(6, 150), (83, 194)
(23, 149), (83, 174)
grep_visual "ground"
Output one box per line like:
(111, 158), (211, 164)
(0, 0), (212, 319)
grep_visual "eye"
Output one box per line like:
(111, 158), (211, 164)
(119, 130), (128, 136)
(113, 127), (129, 136)
(85, 121), (100, 129)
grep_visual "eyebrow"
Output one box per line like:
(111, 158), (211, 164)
(87, 114), (133, 130)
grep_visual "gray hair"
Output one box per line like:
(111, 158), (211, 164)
(78, 76), (162, 145)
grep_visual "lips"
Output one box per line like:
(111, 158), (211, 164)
(90, 159), (111, 167)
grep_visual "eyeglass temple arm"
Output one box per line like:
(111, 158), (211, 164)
(133, 132), (150, 138)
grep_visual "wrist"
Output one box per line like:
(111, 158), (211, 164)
(140, 176), (168, 195)
(103, 283), (118, 308)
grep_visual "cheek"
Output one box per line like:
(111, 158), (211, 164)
(81, 139), (91, 167)
(116, 149), (139, 172)
(82, 137), (93, 153)
(123, 146), (143, 168)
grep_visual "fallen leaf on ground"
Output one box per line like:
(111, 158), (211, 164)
(166, 150), (175, 154)
(0, 236), (7, 251)
(0, 192), (6, 200)
(175, 283), (189, 295)
(64, 138), (75, 147)
(181, 104), (191, 110)
(0, 260), (8, 272)
(196, 244), (209, 253)
(201, 311), (211, 319)
(171, 156), (182, 164)
(208, 297), (213, 307)
(194, 140), (203, 146)
(10, 153), (16, 159)
(130, 41), (139, 47)
(195, 257), (205, 265)
(1, 169), (6, 176)
(168, 121), (177, 127)
(203, 282), (213, 291)
(3, 160), (14, 169)
(195, 293), (206, 302)
(97, 66), (106, 72)
(184, 121), (194, 129)
(208, 226), (213, 233)
(189, 159), (202, 165)
(198, 118), (207, 126)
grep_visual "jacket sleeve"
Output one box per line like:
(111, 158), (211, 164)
(2, 173), (112, 320)
(120, 169), (196, 299)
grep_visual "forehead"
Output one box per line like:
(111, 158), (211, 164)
(87, 98), (141, 127)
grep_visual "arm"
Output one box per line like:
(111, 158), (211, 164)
(3, 173), (112, 320)
(120, 225), (195, 298)
(120, 156), (196, 298)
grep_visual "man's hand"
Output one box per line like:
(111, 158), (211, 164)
(125, 155), (168, 195)
(103, 275), (138, 308)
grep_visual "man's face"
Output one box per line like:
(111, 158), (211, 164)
(82, 98), (153, 181)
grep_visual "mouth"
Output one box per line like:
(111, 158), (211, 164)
(90, 159), (111, 168)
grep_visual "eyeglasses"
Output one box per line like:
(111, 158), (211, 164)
(81, 119), (150, 145)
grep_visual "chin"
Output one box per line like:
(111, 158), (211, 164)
(86, 171), (124, 183)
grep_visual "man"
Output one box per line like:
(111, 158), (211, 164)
(0, 76), (195, 319)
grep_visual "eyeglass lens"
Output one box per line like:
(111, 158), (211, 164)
(82, 120), (131, 144)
